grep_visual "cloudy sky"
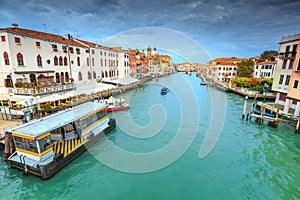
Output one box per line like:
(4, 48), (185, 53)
(1, 0), (300, 63)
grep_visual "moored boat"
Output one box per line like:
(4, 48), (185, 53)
(4, 102), (116, 179)
(99, 96), (129, 112)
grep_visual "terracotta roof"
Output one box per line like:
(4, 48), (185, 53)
(257, 61), (277, 65)
(0, 27), (87, 47)
(211, 57), (247, 62)
(215, 61), (239, 66)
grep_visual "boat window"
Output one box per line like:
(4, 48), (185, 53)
(80, 114), (98, 131)
(39, 135), (52, 152)
(13, 136), (39, 153)
(96, 110), (106, 120)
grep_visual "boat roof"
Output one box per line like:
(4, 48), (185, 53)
(7, 102), (106, 138)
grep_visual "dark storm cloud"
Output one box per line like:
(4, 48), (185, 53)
(0, 0), (299, 60)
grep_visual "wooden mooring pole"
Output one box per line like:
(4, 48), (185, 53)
(296, 117), (300, 134)
(242, 96), (248, 120)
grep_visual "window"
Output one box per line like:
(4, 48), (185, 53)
(105, 59), (107, 66)
(1, 36), (5, 42)
(15, 37), (21, 43)
(101, 59), (103, 67)
(62, 46), (67, 52)
(36, 41), (40, 47)
(88, 71), (91, 79)
(85, 49), (90, 53)
(104, 52), (106, 56)
(93, 71), (96, 79)
(64, 56), (68, 66)
(65, 72), (69, 82)
(285, 45), (290, 53)
(3, 52), (9, 65)
(92, 58), (94, 67)
(76, 48), (80, 54)
(13, 136), (38, 153)
(91, 50), (95, 54)
(297, 58), (300, 71)
(38, 135), (52, 153)
(289, 59), (294, 69)
(285, 75), (291, 85)
(55, 72), (60, 83)
(54, 56), (58, 66)
(17, 52), (24, 65)
(69, 47), (74, 53)
(52, 44), (58, 51)
(87, 58), (90, 66)
(78, 71), (82, 81)
(293, 80), (299, 89)
(279, 75), (284, 84)
(292, 44), (298, 52)
(37, 55), (42, 66)
(60, 72), (65, 82)
(100, 51), (102, 56)
(77, 57), (80, 66)
(59, 56), (63, 66)
(282, 60), (287, 69)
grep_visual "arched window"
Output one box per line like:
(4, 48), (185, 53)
(117, 70), (119, 76)
(87, 58), (89, 66)
(78, 71), (82, 81)
(93, 71), (96, 79)
(88, 71), (91, 80)
(17, 52), (24, 65)
(77, 57), (80, 66)
(37, 55), (42, 66)
(55, 72), (60, 83)
(102, 71), (104, 78)
(64, 56), (68, 66)
(54, 56), (58, 66)
(3, 52), (9, 65)
(60, 72), (64, 82)
(4, 75), (13, 87)
(59, 56), (63, 66)
(65, 72), (69, 82)
(105, 71), (108, 77)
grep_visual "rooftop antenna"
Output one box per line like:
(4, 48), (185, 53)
(75, 30), (80, 39)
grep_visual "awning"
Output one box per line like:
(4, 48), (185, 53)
(103, 77), (140, 86)
(14, 70), (55, 74)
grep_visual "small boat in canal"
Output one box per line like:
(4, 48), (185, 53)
(98, 96), (129, 112)
(200, 82), (207, 86)
(161, 86), (169, 95)
(3, 102), (116, 179)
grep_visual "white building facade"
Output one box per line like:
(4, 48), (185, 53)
(0, 24), (126, 97)
(253, 61), (277, 78)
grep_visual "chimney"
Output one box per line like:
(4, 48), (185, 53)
(12, 23), (19, 28)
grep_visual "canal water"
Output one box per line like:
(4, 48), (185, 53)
(1, 72), (300, 199)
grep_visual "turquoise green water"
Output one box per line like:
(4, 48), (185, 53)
(1, 72), (300, 199)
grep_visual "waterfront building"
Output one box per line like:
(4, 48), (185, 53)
(209, 57), (246, 81)
(0, 24), (126, 99)
(128, 48), (148, 77)
(253, 60), (277, 78)
(146, 46), (171, 75)
(112, 47), (130, 78)
(272, 34), (299, 115)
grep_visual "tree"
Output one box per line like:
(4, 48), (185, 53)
(237, 59), (254, 78)
(260, 50), (278, 61)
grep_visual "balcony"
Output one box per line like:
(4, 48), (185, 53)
(278, 52), (297, 59)
(14, 84), (75, 96)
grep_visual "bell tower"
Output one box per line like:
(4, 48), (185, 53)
(147, 46), (152, 58)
